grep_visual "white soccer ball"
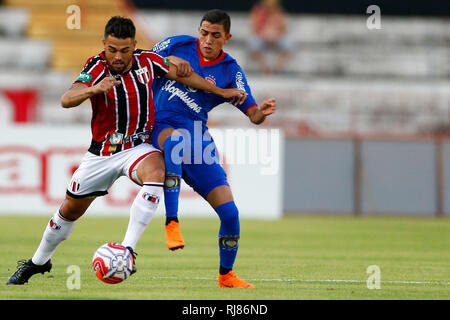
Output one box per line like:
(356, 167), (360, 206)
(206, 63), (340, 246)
(92, 243), (134, 284)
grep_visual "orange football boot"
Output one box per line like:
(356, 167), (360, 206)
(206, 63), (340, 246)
(165, 220), (185, 250)
(218, 271), (255, 288)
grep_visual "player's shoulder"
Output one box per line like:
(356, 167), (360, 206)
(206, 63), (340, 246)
(134, 49), (170, 71)
(222, 52), (244, 73)
(151, 35), (197, 53)
(134, 49), (168, 62)
(223, 51), (238, 65)
(81, 52), (106, 72)
(220, 52), (251, 89)
(134, 48), (159, 57)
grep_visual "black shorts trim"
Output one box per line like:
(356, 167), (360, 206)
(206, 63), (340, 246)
(66, 190), (108, 199)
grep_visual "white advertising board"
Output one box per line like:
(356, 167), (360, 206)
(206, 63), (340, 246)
(0, 125), (283, 219)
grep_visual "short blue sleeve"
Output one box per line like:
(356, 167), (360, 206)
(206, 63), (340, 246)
(151, 35), (197, 57)
(228, 64), (258, 114)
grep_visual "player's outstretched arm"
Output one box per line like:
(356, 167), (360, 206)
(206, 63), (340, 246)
(165, 63), (247, 106)
(166, 55), (193, 78)
(246, 98), (277, 125)
(61, 76), (121, 108)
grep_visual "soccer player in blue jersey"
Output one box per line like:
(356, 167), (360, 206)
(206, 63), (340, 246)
(151, 9), (277, 288)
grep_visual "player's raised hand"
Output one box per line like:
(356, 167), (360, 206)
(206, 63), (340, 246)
(222, 88), (247, 106)
(259, 98), (277, 116)
(168, 56), (194, 77)
(92, 76), (121, 94)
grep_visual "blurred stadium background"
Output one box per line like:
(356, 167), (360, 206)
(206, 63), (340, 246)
(0, 0), (449, 218)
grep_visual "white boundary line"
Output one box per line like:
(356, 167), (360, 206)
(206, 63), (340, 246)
(1, 275), (448, 286)
(150, 276), (450, 286)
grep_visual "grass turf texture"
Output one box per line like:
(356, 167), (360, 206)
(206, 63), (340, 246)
(0, 215), (449, 300)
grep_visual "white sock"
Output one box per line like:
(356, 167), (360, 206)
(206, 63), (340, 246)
(122, 182), (163, 250)
(32, 211), (76, 265)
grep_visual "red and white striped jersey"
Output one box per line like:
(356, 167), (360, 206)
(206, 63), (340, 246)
(73, 49), (170, 156)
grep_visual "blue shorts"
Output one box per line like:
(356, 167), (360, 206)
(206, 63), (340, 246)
(151, 118), (229, 199)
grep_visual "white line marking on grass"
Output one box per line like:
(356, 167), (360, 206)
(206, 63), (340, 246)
(293, 279), (450, 286)
(150, 276), (450, 286)
(1, 275), (447, 286)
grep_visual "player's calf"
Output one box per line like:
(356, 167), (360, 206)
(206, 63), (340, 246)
(216, 201), (240, 269)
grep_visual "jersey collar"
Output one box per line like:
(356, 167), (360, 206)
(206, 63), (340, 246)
(196, 39), (226, 66)
(100, 50), (137, 76)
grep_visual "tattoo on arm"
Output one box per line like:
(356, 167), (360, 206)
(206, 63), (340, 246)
(67, 84), (93, 101)
(68, 92), (89, 100)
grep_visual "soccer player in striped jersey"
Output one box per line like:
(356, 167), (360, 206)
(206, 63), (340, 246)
(150, 10), (277, 288)
(6, 16), (246, 285)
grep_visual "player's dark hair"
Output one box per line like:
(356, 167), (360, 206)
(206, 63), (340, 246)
(104, 16), (136, 39)
(200, 9), (231, 34)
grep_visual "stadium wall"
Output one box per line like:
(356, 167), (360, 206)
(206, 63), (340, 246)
(2, 125), (448, 218)
(0, 125), (283, 219)
(284, 136), (450, 217)
(130, 0), (450, 16)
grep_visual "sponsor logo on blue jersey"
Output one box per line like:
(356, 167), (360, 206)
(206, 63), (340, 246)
(162, 80), (202, 113)
(235, 72), (246, 91)
(152, 39), (171, 53)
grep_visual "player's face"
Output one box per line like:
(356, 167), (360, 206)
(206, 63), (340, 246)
(103, 35), (136, 74)
(198, 21), (232, 60)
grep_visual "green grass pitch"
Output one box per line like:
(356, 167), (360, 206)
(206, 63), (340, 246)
(0, 215), (449, 300)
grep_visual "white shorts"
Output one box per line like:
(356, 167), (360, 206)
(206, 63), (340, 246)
(67, 143), (161, 199)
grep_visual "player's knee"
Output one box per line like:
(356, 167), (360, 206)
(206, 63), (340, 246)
(156, 165), (166, 181)
(220, 208), (239, 226)
(163, 134), (185, 164)
(137, 154), (166, 183)
(59, 207), (83, 221)
(141, 166), (165, 183)
(164, 134), (185, 148)
(59, 198), (88, 221)
(216, 201), (239, 226)
(217, 202), (240, 249)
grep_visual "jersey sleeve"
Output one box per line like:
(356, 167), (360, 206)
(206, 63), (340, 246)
(228, 65), (258, 114)
(73, 55), (104, 87)
(144, 52), (170, 78)
(151, 35), (196, 57)
(150, 37), (172, 57)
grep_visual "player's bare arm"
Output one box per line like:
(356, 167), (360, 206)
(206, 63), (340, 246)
(61, 76), (121, 108)
(167, 55), (193, 77)
(246, 98), (277, 125)
(165, 63), (247, 106)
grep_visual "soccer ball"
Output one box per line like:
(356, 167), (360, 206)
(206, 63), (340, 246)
(92, 243), (134, 284)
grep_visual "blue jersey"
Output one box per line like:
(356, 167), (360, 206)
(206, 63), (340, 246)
(151, 35), (257, 125)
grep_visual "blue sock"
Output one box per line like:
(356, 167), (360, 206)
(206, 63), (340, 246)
(215, 201), (240, 271)
(163, 135), (185, 218)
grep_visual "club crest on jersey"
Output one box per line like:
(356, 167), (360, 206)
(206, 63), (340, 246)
(49, 218), (61, 230)
(205, 75), (216, 86)
(142, 192), (160, 204)
(109, 132), (124, 145)
(70, 178), (81, 193)
(136, 66), (150, 84)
